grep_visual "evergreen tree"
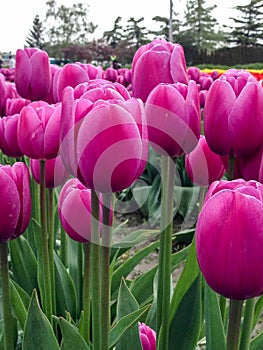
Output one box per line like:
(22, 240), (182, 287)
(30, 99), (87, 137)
(150, 15), (181, 40)
(123, 17), (150, 49)
(226, 0), (263, 47)
(25, 15), (45, 49)
(102, 16), (124, 48)
(180, 0), (224, 51)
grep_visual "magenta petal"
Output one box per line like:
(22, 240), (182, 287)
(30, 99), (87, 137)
(30, 50), (52, 100)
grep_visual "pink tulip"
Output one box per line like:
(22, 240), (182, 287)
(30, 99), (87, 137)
(132, 39), (189, 102)
(185, 136), (225, 186)
(196, 179), (263, 299)
(17, 103), (61, 159)
(60, 86), (148, 193)
(30, 156), (69, 188)
(0, 114), (23, 157)
(15, 48), (52, 100)
(58, 178), (102, 242)
(53, 63), (89, 102)
(204, 69), (263, 156)
(0, 162), (31, 241)
(187, 67), (201, 82)
(5, 97), (31, 116)
(145, 80), (200, 157)
(103, 67), (118, 82)
(139, 323), (156, 350)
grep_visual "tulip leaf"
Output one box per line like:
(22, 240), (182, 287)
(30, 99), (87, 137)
(112, 229), (159, 249)
(54, 252), (77, 319)
(250, 331), (263, 350)
(59, 317), (90, 350)
(10, 280), (30, 330)
(9, 236), (38, 295)
(109, 305), (150, 348)
(116, 278), (142, 350)
(168, 238), (203, 350)
(23, 290), (59, 350)
(204, 282), (226, 350)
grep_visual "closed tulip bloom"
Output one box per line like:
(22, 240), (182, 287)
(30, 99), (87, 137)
(196, 179), (263, 300)
(139, 323), (156, 350)
(185, 136), (225, 186)
(15, 48), (51, 101)
(0, 162), (31, 242)
(0, 114), (23, 157)
(103, 67), (118, 82)
(204, 69), (263, 156)
(5, 97), (30, 116)
(132, 39), (189, 102)
(30, 156), (69, 188)
(58, 178), (102, 242)
(17, 103), (61, 160)
(145, 81), (200, 157)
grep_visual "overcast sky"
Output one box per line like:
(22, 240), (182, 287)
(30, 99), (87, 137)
(0, 0), (249, 54)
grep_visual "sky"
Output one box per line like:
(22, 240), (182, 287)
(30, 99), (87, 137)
(0, 0), (249, 54)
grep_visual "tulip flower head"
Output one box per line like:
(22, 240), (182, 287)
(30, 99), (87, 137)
(0, 114), (24, 157)
(196, 179), (263, 300)
(204, 69), (263, 156)
(139, 322), (156, 350)
(145, 81), (200, 157)
(0, 162), (31, 242)
(132, 39), (189, 102)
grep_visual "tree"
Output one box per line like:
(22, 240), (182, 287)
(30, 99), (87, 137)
(226, 0), (263, 47)
(123, 17), (150, 49)
(102, 16), (124, 48)
(150, 15), (181, 40)
(181, 0), (224, 51)
(25, 15), (45, 49)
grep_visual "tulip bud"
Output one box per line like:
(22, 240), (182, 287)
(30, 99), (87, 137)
(0, 114), (23, 157)
(139, 322), (156, 350)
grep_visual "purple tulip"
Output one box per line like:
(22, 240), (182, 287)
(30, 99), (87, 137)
(30, 156), (69, 188)
(17, 102), (61, 160)
(15, 48), (52, 101)
(0, 114), (23, 157)
(132, 39), (189, 102)
(58, 178), (102, 243)
(139, 323), (156, 350)
(185, 136), (225, 186)
(196, 179), (263, 299)
(0, 162), (31, 242)
(145, 81), (200, 157)
(204, 69), (263, 156)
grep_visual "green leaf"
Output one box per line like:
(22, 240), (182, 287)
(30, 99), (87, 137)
(59, 317), (90, 350)
(10, 280), (30, 330)
(204, 282), (226, 350)
(54, 252), (77, 319)
(112, 229), (159, 249)
(250, 331), (263, 350)
(9, 236), (38, 295)
(168, 238), (202, 350)
(174, 186), (200, 219)
(23, 290), (59, 350)
(109, 305), (150, 349)
(116, 279), (142, 350)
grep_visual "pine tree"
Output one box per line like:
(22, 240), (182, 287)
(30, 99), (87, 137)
(25, 15), (45, 49)
(123, 17), (150, 49)
(226, 0), (263, 47)
(103, 16), (124, 48)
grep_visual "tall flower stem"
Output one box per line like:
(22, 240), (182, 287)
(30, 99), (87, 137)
(83, 243), (91, 344)
(157, 155), (176, 350)
(226, 299), (243, 350)
(0, 242), (15, 350)
(60, 227), (68, 267)
(240, 298), (256, 350)
(90, 190), (101, 350)
(39, 160), (52, 323)
(101, 193), (113, 350)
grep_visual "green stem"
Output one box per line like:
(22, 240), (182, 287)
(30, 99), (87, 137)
(90, 190), (101, 350)
(0, 242), (15, 350)
(39, 160), (52, 323)
(228, 155), (236, 181)
(101, 193), (113, 350)
(240, 298), (256, 350)
(47, 188), (56, 318)
(219, 295), (227, 324)
(198, 186), (207, 214)
(158, 156), (176, 350)
(226, 299), (243, 350)
(60, 227), (68, 268)
(83, 243), (91, 344)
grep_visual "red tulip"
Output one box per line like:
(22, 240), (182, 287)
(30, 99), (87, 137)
(145, 81), (200, 157)
(185, 136), (225, 186)
(196, 179), (263, 299)
(17, 103), (61, 160)
(15, 48), (52, 101)
(204, 69), (263, 156)
(0, 162), (31, 242)
(30, 156), (69, 188)
(132, 39), (189, 102)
